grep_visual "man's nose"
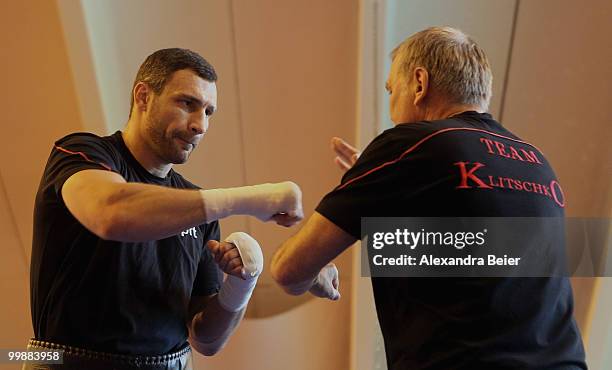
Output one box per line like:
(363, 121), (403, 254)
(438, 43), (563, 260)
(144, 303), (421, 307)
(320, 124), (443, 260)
(189, 111), (208, 135)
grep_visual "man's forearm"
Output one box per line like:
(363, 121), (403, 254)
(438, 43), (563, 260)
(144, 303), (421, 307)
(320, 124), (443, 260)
(271, 213), (354, 300)
(277, 273), (318, 296)
(97, 182), (207, 242)
(188, 295), (245, 356)
(271, 241), (318, 295)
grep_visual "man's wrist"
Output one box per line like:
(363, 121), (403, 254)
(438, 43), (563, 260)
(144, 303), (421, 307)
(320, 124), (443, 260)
(307, 273), (320, 293)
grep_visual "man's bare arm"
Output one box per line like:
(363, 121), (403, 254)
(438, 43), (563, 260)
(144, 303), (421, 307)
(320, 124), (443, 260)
(270, 212), (356, 298)
(62, 169), (302, 242)
(187, 294), (245, 356)
(186, 235), (262, 355)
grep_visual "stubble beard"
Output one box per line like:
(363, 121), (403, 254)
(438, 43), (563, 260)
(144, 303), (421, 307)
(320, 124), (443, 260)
(146, 109), (190, 165)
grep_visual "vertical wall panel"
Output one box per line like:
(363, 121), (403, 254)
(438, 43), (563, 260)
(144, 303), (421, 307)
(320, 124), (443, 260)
(0, 1), (85, 263)
(230, 0), (358, 318)
(588, 278), (612, 369)
(503, 1), (612, 365)
(503, 0), (612, 218)
(56, 0), (107, 135)
(0, 0), (86, 350)
(0, 176), (31, 348)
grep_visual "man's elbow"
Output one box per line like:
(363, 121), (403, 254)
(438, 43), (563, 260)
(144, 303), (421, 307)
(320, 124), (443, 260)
(89, 206), (125, 241)
(195, 345), (222, 357)
(270, 262), (307, 296)
(190, 338), (226, 357)
(270, 261), (291, 288)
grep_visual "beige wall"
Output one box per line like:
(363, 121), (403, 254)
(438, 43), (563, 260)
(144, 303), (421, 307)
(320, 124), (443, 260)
(0, 1), (358, 369)
(503, 0), (611, 219)
(0, 0), (85, 349)
(1, 0), (609, 369)
(502, 0), (612, 346)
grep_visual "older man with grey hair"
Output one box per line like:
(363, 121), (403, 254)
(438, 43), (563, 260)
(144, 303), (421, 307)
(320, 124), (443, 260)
(271, 27), (586, 369)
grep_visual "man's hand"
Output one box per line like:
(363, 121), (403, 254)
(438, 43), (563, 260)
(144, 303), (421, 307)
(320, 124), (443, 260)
(268, 181), (304, 227)
(200, 181), (304, 227)
(309, 263), (341, 301)
(331, 137), (360, 172)
(206, 232), (263, 313)
(207, 240), (245, 278)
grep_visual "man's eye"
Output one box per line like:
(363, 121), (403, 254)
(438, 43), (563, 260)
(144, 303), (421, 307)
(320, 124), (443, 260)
(205, 108), (214, 116)
(178, 99), (193, 109)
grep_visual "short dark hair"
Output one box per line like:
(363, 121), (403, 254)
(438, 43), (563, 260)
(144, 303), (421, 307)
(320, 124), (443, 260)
(129, 48), (217, 117)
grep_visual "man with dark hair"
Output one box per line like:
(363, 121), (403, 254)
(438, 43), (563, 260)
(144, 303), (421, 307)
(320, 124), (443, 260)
(28, 48), (303, 369)
(271, 27), (586, 369)
(128, 48), (218, 118)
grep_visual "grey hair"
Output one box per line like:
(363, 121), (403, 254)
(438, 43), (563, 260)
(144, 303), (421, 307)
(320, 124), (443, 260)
(391, 26), (492, 109)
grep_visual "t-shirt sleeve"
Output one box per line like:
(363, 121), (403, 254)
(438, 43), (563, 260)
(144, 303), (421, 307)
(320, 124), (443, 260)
(192, 221), (222, 297)
(46, 133), (120, 199)
(316, 126), (427, 239)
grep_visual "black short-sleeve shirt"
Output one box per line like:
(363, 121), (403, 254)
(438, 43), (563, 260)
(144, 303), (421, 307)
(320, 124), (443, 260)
(31, 131), (221, 355)
(317, 112), (586, 369)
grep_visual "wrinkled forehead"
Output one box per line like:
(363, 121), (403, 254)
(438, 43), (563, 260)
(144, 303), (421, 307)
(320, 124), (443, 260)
(165, 69), (217, 102)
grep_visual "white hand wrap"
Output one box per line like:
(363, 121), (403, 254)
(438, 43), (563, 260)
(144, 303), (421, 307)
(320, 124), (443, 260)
(217, 232), (264, 312)
(200, 181), (301, 222)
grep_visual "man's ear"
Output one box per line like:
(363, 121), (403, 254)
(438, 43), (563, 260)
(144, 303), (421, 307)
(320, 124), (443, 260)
(412, 67), (429, 106)
(133, 82), (151, 113)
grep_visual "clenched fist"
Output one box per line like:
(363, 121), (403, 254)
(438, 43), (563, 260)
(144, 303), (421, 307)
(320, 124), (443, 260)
(309, 263), (341, 301)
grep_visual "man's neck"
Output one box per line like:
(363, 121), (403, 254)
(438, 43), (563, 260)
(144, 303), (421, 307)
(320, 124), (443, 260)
(424, 103), (484, 121)
(122, 122), (172, 178)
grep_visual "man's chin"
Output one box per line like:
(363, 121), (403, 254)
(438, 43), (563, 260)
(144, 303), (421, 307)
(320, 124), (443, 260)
(165, 144), (193, 164)
(171, 151), (191, 164)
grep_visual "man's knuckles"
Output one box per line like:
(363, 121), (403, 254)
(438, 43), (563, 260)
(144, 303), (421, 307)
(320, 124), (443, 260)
(219, 250), (241, 267)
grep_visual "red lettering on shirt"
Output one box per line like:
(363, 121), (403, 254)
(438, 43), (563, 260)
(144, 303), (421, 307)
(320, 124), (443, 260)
(454, 162), (493, 189)
(479, 137), (542, 165)
(550, 180), (565, 207)
(520, 149), (543, 164)
(480, 138), (495, 154)
(508, 146), (524, 161)
(477, 173), (564, 208)
(494, 141), (510, 158)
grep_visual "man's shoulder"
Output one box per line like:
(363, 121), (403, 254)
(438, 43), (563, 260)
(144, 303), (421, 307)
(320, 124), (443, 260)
(391, 114), (501, 133)
(359, 113), (519, 167)
(169, 170), (200, 190)
(378, 118), (460, 144)
(53, 131), (119, 152)
(50, 131), (125, 174)
(388, 113), (522, 145)
(364, 121), (440, 158)
(55, 131), (105, 144)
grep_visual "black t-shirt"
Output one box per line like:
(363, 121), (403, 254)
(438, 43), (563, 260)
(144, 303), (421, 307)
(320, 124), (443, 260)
(31, 131), (221, 355)
(317, 112), (586, 369)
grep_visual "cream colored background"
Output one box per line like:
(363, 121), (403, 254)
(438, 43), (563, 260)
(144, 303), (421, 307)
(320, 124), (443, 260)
(0, 0), (610, 369)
